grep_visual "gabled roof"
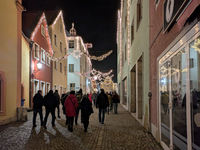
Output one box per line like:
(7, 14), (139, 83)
(44, 10), (60, 26)
(22, 11), (43, 38)
(22, 11), (53, 55)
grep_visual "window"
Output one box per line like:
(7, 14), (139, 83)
(54, 61), (57, 70)
(131, 19), (134, 43)
(40, 81), (45, 96)
(69, 64), (74, 72)
(41, 24), (45, 37)
(60, 42), (62, 52)
(69, 40), (74, 48)
(70, 83), (75, 91)
(125, 14), (127, 28)
(122, 28), (124, 39)
(60, 23), (62, 33)
(34, 43), (39, 59)
(0, 71), (6, 116)
(125, 44), (127, 61)
(54, 34), (57, 46)
(64, 48), (67, 55)
(46, 54), (50, 67)
(41, 48), (45, 63)
(189, 58), (194, 68)
(64, 66), (66, 75)
(46, 82), (50, 95)
(137, 0), (142, 29)
(60, 62), (62, 73)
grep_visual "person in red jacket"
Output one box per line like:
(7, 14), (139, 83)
(64, 90), (78, 132)
(88, 91), (92, 103)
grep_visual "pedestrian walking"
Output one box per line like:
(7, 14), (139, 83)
(92, 92), (97, 106)
(75, 89), (83, 125)
(54, 90), (61, 118)
(109, 92), (113, 111)
(61, 91), (70, 125)
(65, 91), (78, 132)
(96, 89), (109, 124)
(43, 90), (57, 129)
(106, 92), (112, 114)
(32, 90), (44, 128)
(88, 92), (92, 103)
(112, 91), (120, 114)
(81, 94), (94, 132)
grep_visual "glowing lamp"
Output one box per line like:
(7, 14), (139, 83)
(37, 62), (42, 70)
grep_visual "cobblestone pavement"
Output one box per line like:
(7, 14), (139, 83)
(0, 104), (162, 150)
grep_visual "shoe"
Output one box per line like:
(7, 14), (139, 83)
(33, 125), (37, 128)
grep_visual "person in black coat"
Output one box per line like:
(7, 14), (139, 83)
(54, 90), (61, 118)
(96, 89), (109, 124)
(81, 94), (93, 132)
(32, 90), (44, 128)
(61, 92), (70, 125)
(43, 90), (57, 129)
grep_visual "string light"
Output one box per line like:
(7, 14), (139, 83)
(89, 50), (113, 61)
(127, 0), (130, 65)
(30, 13), (53, 55)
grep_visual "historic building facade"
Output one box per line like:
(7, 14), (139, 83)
(0, 0), (24, 125)
(22, 12), (54, 107)
(47, 11), (68, 96)
(117, 0), (150, 130)
(150, 0), (200, 149)
(67, 24), (92, 94)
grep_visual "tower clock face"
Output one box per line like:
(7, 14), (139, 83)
(165, 0), (174, 23)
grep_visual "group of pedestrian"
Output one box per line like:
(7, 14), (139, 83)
(32, 88), (120, 133)
(32, 90), (59, 129)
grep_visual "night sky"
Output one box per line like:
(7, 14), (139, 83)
(22, 0), (121, 83)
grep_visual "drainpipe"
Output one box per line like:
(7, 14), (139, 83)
(148, 91), (152, 133)
(29, 41), (34, 108)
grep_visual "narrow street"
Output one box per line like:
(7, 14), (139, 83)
(0, 105), (162, 150)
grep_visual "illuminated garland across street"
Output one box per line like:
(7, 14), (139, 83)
(75, 69), (114, 86)
(44, 50), (113, 62)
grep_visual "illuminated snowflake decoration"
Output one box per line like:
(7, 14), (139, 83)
(70, 50), (83, 60)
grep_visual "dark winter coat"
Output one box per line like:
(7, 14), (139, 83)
(44, 91), (57, 110)
(96, 92), (109, 109)
(75, 92), (82, 108)
(81, 97), (93, 116)
(112, 94), (120, 103)
(54, 92), (60, 105)
(33, 93), (44, 109)
(64, 94), (78, 117)
(61, 93), (69, 114)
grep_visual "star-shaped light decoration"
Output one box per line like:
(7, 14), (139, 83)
(71, 50), (83, 59)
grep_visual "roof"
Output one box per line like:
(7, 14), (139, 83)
(22, 11), (43, 38)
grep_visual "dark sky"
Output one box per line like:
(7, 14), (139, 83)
(22, 0), (120, 82)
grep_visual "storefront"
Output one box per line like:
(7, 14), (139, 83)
(158, 22), (200, 150)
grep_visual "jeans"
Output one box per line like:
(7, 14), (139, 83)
(99, 108), (106, 124)
(44, 108), (56, 126)
(33, 108), (43, 126)
(113, 103), (118, 113)
(75, 107), (81, 124)
(56, 104), (60, 117)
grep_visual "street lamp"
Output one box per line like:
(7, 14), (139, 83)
(36, 61), (42, 70)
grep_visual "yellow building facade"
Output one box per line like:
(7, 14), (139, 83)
(48, 11), (68, 96)
(0, 0), (24, 125)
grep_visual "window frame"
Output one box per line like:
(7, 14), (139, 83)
(54, 61), (57, 70)
(64, 66), (67, 75)
(69, 40), (74, 48)
(137, 0), (142, 29)
(69, 64), (74, 72)
(60, 42), (62, 53)
(41, 24), (45, 37)
(41, 48), (46, 64)
(60, 62), (62, 73)
(46, 53), (51, 67)
(54, 34), (57, 46)
(34, 43), (40, 60)
(70, 83), (75, 91)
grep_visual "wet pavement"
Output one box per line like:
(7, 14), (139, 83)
(0, 104), (162, 150)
